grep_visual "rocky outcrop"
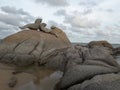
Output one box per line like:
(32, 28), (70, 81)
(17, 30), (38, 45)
(68, 73), (120, 90)
(0, 28), (71, 67)
(87, 40), (113, 49)
(55, 46), (120, 90)
(0, 21), (120, 90)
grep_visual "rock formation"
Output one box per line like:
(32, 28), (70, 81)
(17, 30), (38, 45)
(0, 28), (71, 67)
(19, 18), (42, 30)
(55, 45), (120, 90)
(39, 23), (58, 37)
(20, 18), (59, 37)
(68, 73), (120, 90)
(0, 18), (120, 90)
(87, 40), (113, 49)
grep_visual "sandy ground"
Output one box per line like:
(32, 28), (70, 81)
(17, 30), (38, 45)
(0, 63), (62, 90)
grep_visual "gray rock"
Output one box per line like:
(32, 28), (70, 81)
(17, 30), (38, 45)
(68, 73), (120, 90)
(64, 46), (83, 70)
(83, 47), (119, 67)
(57, 65), (119, 89)
(45, 49), (66, 71)
(0, 29), (71, 67)
(13, 54), (35, 66)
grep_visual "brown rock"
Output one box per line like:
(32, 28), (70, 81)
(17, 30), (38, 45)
(87, 40), (113, 49)
(0, 29), (71, 66)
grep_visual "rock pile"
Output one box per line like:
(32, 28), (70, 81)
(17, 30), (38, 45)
(54, 41), (120, 90)
(0, 27), (71, 67)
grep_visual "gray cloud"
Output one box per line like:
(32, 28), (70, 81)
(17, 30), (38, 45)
(48, 20), (67, 30)
(0, 13), (26, 26)
(0, 21), (20, 39)
(0, 6), (34, 26)
(1, 6), (29, 15)
(79, 1), (97, 8)
(54, 9), (67, 16)
(82, 9), (92, 15)
(0, 6), (35, 39)
(105, 9), (114, 12)
(0, 22), (18, 30)
(79, 0), (102, 8)
(54, 9), (100, 28)
(35, 0), (69, 7)
(54, 9), (102, 43)
(98, 8), (114, 13)
(0, 29), (19, 39)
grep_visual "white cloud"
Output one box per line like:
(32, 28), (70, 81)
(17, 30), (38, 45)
(63, 11), (100, 28)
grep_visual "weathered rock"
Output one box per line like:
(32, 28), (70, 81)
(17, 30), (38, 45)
(45, 46), (87, 71)
(8, 76), (17, 88)
(57, 65), (119, 89)
(19, 18), (42, 30)
(63, 46), (83, 70)
(87, 40), (113, 49)
(0, 29), (71, 67)
(83, 47), (119, 67)
(55, 46), (120, 90)
(44, 48), (67, 71)
(68, 73), (120, 90)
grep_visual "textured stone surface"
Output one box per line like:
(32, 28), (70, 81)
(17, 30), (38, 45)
(55, 46), (120, 90)
(0, 27), (120, 90)
(83, 47), (119, 67)
(68, 73), (120, 90)
(87, 40), (113, 49)
(58, 65), (118, 89)
(0, 29), (71, 67)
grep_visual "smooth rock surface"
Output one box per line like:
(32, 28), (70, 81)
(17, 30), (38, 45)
(0, 29), (71, 67)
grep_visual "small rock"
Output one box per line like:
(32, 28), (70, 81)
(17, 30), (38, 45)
(8, 76), (17, 88)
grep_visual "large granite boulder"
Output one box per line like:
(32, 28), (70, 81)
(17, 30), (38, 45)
(45, 45), (89, 71)
(55, 46), (120, 90)
(87, 40), (113, 49)
(0, 28), (71, 67)
(68, 73), (120, 90)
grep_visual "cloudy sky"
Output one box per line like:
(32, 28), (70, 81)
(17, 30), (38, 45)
(0, 0), (120, 43)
